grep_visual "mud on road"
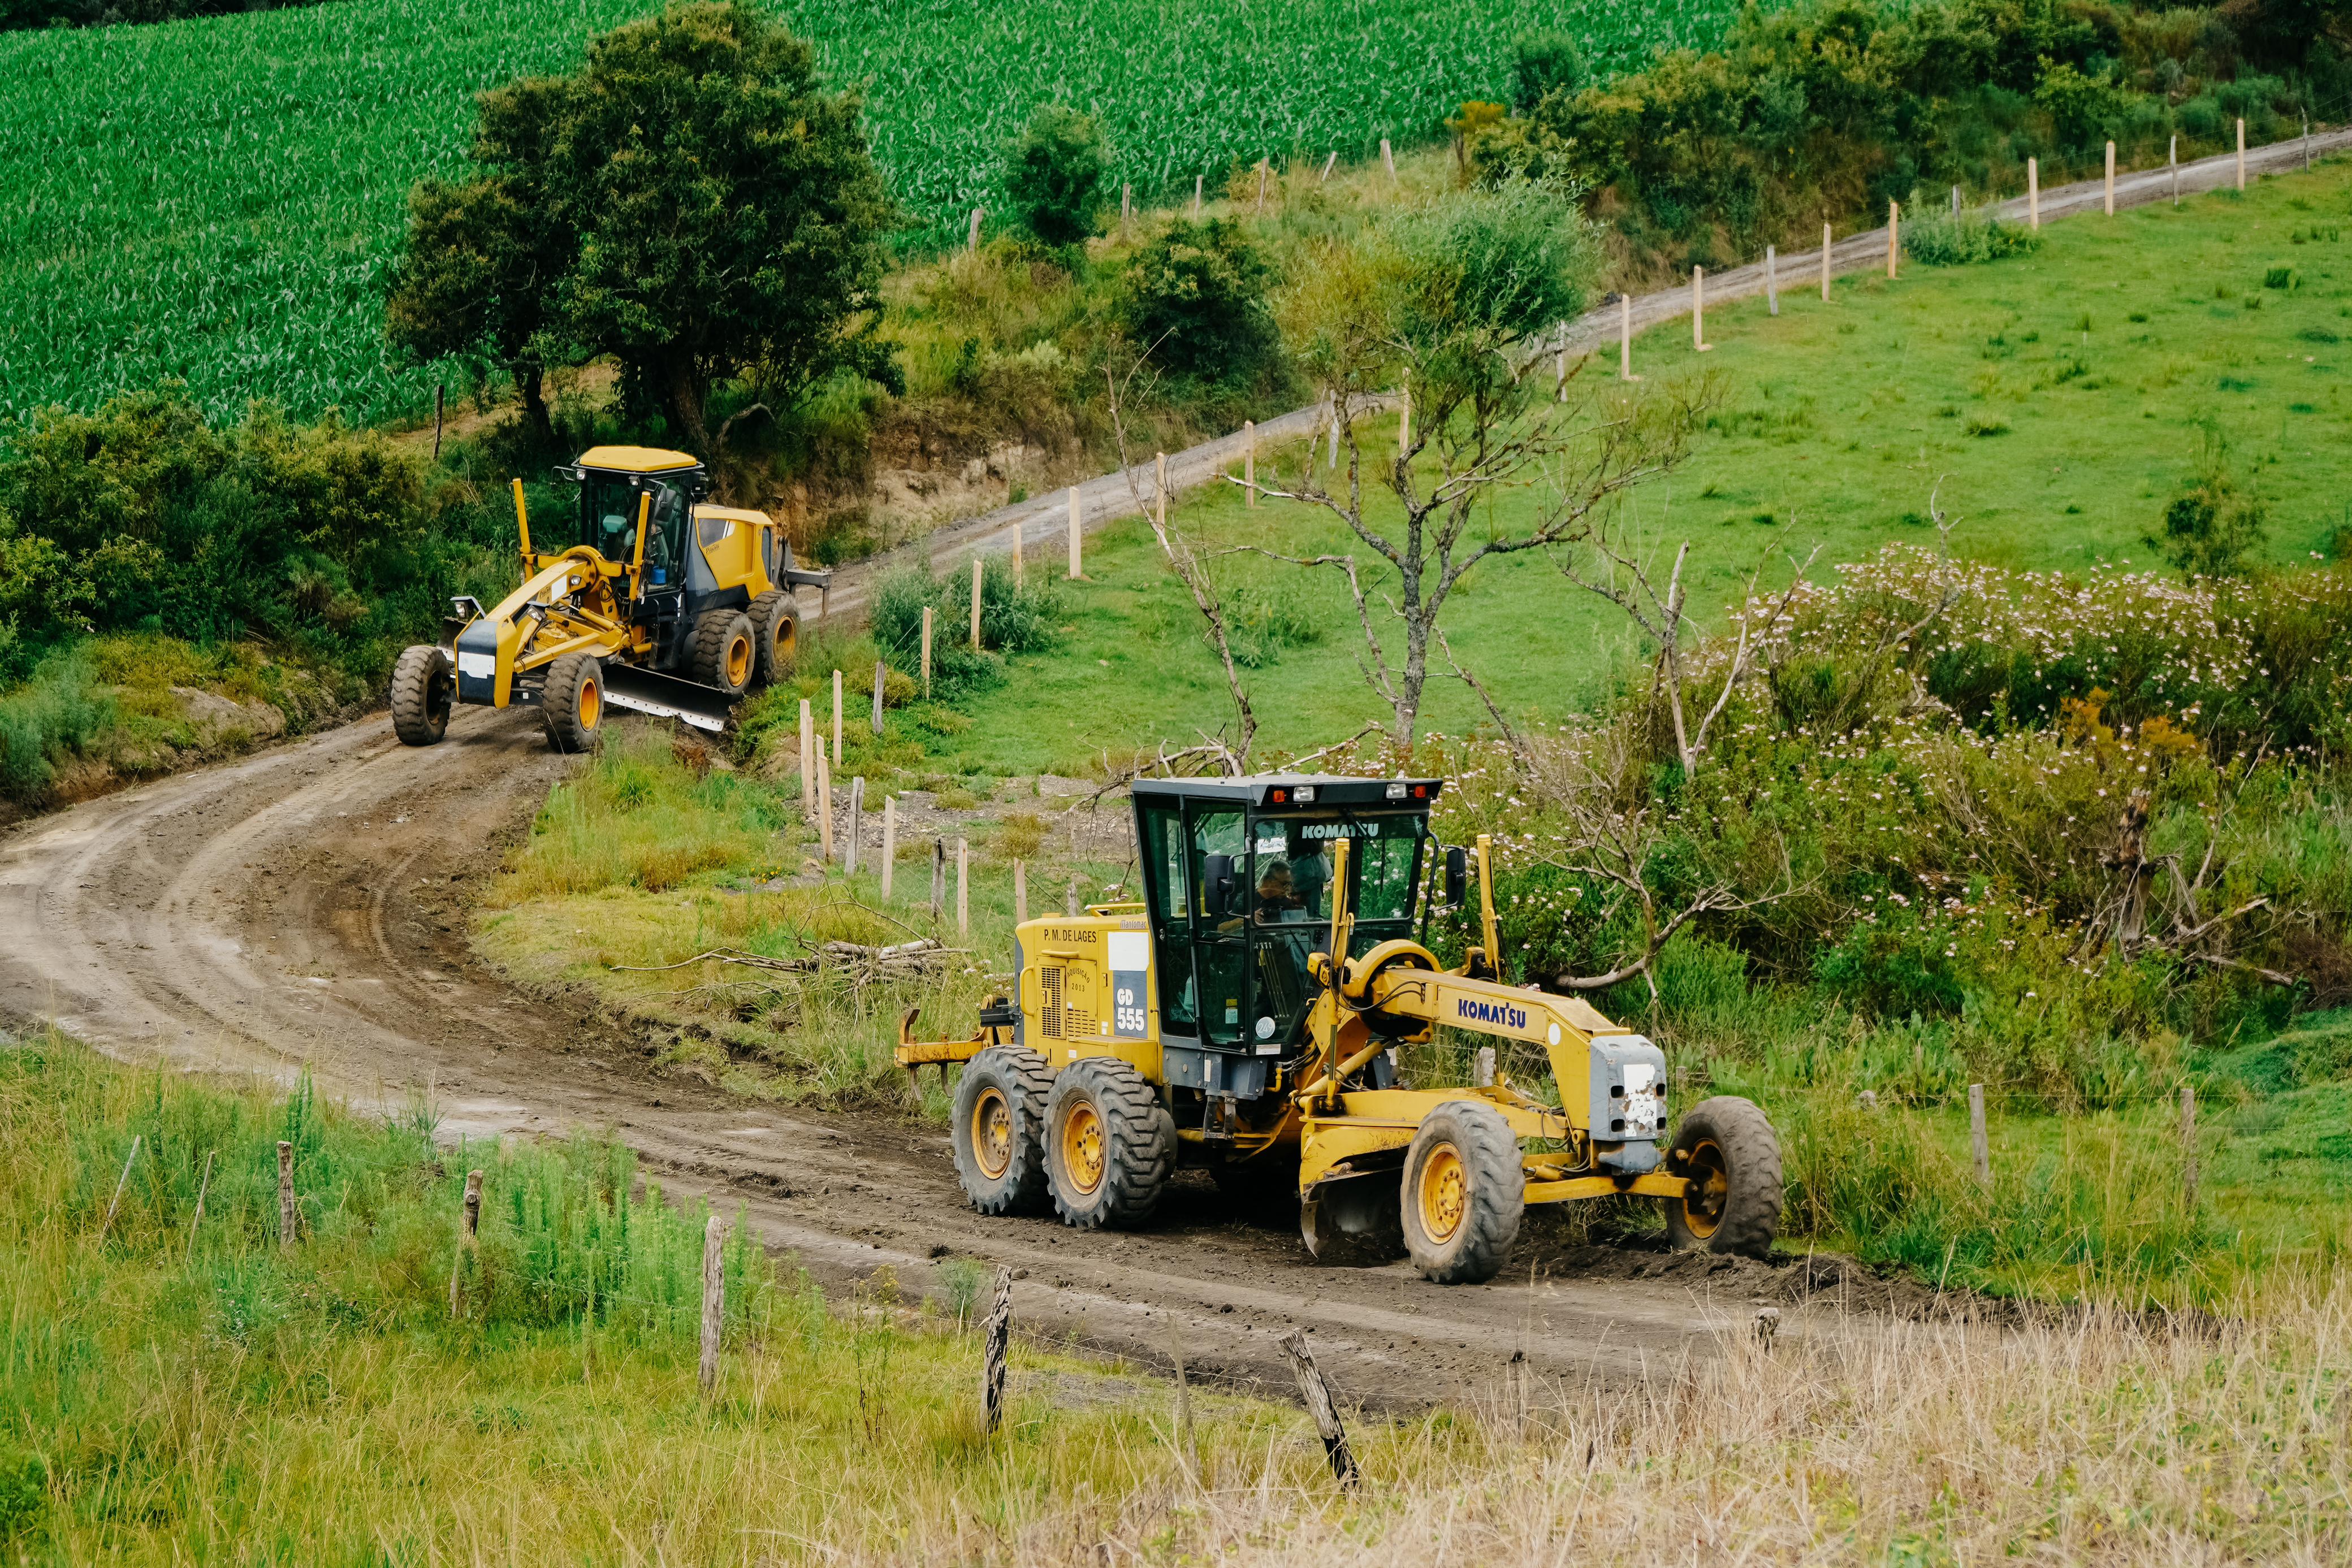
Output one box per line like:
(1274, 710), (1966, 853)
(0, 707), (1918, 1407)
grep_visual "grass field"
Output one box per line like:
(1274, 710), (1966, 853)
(940, 157), (2352, 773)
(14, 1030), (2350, 1561)
(0, 0), (1751, 429)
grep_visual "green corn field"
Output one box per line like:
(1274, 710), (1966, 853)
(0, 0), (1750, 429)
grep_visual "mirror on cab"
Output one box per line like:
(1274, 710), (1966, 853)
(1443, 844), (1468, 908)
(1203, 852), (1237, 917)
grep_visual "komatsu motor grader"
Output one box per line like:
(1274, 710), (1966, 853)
(897, 773), (1783, 1284)
(389, 445), (829, 751)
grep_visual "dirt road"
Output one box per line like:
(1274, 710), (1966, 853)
(0, 705), (1891, 1407)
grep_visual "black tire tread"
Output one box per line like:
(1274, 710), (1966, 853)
(749, 590), (795, 685)
(1401, 1100), (1524, 1285)
(389, 644), (450, 747)
(1047, 1057), (1175, 1230)
(952, 1045), (1053, 1216)
(690, 609), (754, 695)
(1666, 1095), (1784, 1259)
(542, 651), (602, 753)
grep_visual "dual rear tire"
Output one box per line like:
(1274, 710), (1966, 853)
(949, 1051), (1175, 1230)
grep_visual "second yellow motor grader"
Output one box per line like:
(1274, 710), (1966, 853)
(388, 445), (829, 750)
(897, 773), (1783, 1284)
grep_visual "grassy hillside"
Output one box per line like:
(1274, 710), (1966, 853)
(950, 158), (2352, 770)
(0, 0), (1750, 428)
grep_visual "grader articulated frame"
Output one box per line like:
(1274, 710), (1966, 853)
(897, 773), (1782, 1284)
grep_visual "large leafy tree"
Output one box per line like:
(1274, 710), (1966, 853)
(387, 1), (896, 455)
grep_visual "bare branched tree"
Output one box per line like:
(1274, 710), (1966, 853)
(1101, 340), (1256, 773)
(1244, 187), (1712, 750)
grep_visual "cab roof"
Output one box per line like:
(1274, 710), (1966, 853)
(576, 445), (703, 474)
(1131, 774), (1443, 810)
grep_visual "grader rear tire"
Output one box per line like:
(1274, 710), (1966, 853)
(541, 651), (604, 753)
(749, 590), (797, 685)
(1044, 1057), (1174, 1230)
(952, 1046), (1053, 1216)
(690, 609), (756, 698)
(1662, 1095), (1783, 1259)
(1400, 1100), (1523, 1284)
(388, 644), (453, 746)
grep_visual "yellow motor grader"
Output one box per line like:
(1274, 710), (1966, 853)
(389, 445), (829, 750)
(897, 774), (1783, 1284)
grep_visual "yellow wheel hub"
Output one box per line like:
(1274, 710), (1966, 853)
(577, 678), (601, 730)
(725, 634), (751, 687)
(1418, 1143), (1467, 1244)
(1061, 1100), (1106, 1196)
(970, 1087), (1013, 1181)
(1681, 1138), (1729, 1238)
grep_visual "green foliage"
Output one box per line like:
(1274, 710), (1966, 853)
(2161, 426), (2269, 577)
(1902, 201), (2040, 266)
(0, 652), (114, 802)
(393, 1), (898, 453)
(870, 558), (1062, 700)
(1482, 0), (2315, 256)
(3, 0), (318, 25)
(0, 387), (499, 663)
(1510, 31), (1588, 113)
(1118, 218), (1281, 387)
(1001, 104), (1109, 248)
(1222, 580), (1326, 668)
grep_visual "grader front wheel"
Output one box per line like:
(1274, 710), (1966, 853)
(1663, 1095), (1784, 1259)
(950, 1046), (1052, 1215)
(1399, 1101), (1524, 1284)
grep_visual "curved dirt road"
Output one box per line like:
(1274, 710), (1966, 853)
(0, 708), (1871, 1405)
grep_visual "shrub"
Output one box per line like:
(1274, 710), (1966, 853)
(1002, 103), (1110, 249)
(2160, 427), (2268, 577)
(1509, 32), (1586, 112)
(1903, 203), (2041, 266)
(1117, 218), (1281, 387)
(870, 558), (1061, 699)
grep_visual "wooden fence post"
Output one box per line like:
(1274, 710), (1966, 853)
(1969, 1085), (1990, 1188)
(871, 659), (884, 737)
(277, 1140), (296, 1250)
(1692, 266), (1711, 352)
(1255, 159), (1268, 213)
(1067, 487), (1082, 578)
(1155, 451), (1168, 529)
(1319, 150), (1337, 183)
(970, 557), (983, 651)
(1887, 200), (1899, 278)
(1014, 860), (1027, 925)
(97, 1133), (141, 1242)
(1398, 379), (1410, 452)
(798, 699), (814, 816)
(1381, 137), (1396, 184)
(2171, 135), (2180, 206)
(820, 581), (830, 623)
(1554, 322), (1568, 397)
(1278, 1331), (1358, 1485)
(1949, 184), (1960, 215)
(818, 753), (834, 864)
(967, 206), (982, 252)
(846, 776), (864, 874)
(980, 1266), (1013, 1435)
(1821, 222), (1832, 300)
(1620, 293), (1637, 380)
(831, 669), (843, 763)
(1121, 182), (1131, 229)
(2237, 119), (2246, 190)
(920, 607), (932, 698)
(957, 838), (970, 938)
(433, 383), (445, 462)
(449, 1168), (482, 1319)
(187, 1148), (214, 1256)
(2028, 157), (2039, 229)
(1327, 400), (1339, 469)
(699, 1214), (725, 1395)
(880, 796), (896, 899)
(931, 839), (946, 921)
(2104, 141), (2116, 215)
(1192, 174), (1203, 216)
(1766, 245), (1778, 315)
(2181, 1083), (2199, 1210)
(2303, 112), (2312, 171)
(1008, 521), (1023, 584)
(1243, 421), (1256, 508)
(1066, 875), (1079, 917)
(1474, 1046), (1495, 1088)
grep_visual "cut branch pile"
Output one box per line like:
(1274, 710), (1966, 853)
(611, 938), (965, 983)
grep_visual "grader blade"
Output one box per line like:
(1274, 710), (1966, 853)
(600, 662), (736, 732)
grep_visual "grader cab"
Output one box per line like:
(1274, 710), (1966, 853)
(898, 773), (1783, 1284)
(387, 445), (830, 751)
